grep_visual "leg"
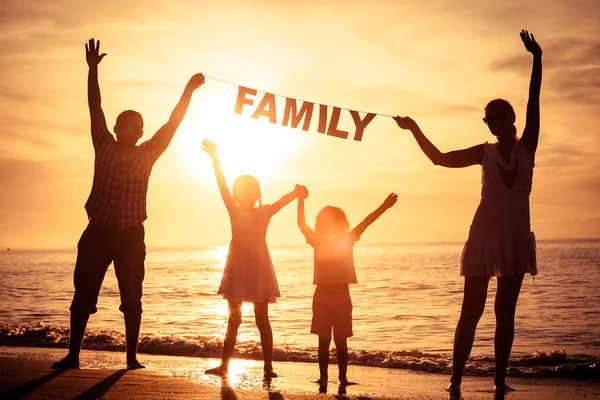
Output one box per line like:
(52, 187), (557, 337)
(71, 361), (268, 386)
(113, 226), (146, 369)
(124, 313), (143, 369)
(67, 312), (90, 359)
(54, 224), (112, 369)
(311, 288), (333, 384)
(206, 301), (242, 376)
(317, 335), (332, 384)
(494, 274), (524, 390)
(333, 335), (354, 385)
(333, 292), (354, 386)
(449, 277), (489, 387)
(254, 302), (277, 378)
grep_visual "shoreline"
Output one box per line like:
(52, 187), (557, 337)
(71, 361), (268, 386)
(1, 346), (599, 399)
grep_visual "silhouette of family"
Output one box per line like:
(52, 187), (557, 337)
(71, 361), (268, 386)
(52, 30), (542, 396)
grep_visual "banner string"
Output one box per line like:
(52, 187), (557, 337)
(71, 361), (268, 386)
(205, 76), (395, 119)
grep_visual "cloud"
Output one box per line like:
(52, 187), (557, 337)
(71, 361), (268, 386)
(1, 130), (55, 151)
(111, 80), (179, 91)
(554, 67), (600, 104)
(0, 85), (50, 104)
(0, 113), (83, 138)
(540, 143), (586, 160)
(492, 39), (600, 71)
(491, 38), (600, 105)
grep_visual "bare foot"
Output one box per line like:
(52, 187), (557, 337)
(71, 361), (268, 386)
(52, 354), (80, 369)
(339, 378), (357, 386)
(316, 377), (328, 394)
(127, 359), (146, 370)
(263, 369), (278, 378)
(495, 381), (516, 393)
(205, 365), (228, 377)
(445, 382), (461, 399)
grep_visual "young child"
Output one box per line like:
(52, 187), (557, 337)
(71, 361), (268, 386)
(297, 188), (397, 388)
(201, 139), (305, 378)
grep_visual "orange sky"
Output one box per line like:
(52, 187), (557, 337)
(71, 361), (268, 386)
(1, 0), (599, 249)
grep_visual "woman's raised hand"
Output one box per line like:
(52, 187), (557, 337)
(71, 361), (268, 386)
(393, 116), (418, 131)
(520, 30), (542, 56)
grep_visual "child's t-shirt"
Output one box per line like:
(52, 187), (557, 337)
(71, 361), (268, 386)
(309, 232), (359, 285)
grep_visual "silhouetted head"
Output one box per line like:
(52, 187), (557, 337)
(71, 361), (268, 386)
(114, 110), (144, 146)
(232, 175), (261, 208)
(315, 206), (350, 236)
(483, 99), (517, 141)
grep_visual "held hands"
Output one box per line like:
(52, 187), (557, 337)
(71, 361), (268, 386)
(201, 139), (218, 160)
(382, 193), (398, 209)
(187, 73), (206, 91)
(85, 38), (106, 67)
(393, 116), (418, 132)
(520, 30), (542, 57)
(294, 184), (309, 200)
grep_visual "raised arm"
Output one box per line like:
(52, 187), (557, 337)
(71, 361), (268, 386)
(201, 139), (236, 212)
(296, 186), (318, 242)
(393, 116), (484, 168)
(351, 193), (398, 238)
(86, 38), (113, 150)
(143, 73), (205, 161)
(270, 185), (304, 216)
(519, 30), (542, 157)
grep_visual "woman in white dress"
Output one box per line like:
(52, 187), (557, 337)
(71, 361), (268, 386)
(201, 139), (305, 378)
(393, 30), (542, 394)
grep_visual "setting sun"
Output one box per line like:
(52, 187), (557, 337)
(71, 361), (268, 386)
(173, 82), (304, 182)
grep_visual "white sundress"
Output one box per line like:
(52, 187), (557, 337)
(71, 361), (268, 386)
(217, 204), (281, 303)
(461, 140), (538, 277)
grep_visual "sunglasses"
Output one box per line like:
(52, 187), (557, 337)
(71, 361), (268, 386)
(482, 113), (507, 125)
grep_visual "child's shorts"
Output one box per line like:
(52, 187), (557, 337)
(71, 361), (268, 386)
(310, 288), (353, 338)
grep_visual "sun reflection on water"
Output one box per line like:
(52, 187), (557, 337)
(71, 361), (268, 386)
(225, 359), (248, 386)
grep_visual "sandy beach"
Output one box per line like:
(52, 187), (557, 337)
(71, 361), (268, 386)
(1, 346), (599, 400)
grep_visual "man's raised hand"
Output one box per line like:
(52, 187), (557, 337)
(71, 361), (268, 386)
(85, 38), (106, 67)
(187, 73), (206, 91)
(382, 193), (399, 209)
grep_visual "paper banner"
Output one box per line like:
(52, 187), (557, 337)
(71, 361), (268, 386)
(206, 77), (388, 141)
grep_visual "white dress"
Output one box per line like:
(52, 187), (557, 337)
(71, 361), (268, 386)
(461, 140), (538, 277)
(217, 204), (281, 303)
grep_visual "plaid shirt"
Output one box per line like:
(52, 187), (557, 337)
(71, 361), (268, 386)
(84, 109), (170, 230)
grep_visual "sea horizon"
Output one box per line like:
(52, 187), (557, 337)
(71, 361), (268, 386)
(4, 236), (600, 252)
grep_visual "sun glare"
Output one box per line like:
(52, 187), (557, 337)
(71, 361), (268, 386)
(209, 245), (254, 322)
(174, 83), (303, 182)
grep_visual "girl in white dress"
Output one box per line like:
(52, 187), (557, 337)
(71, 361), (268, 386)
(201, 139), (305, 378)
(393, 30), (542, 395)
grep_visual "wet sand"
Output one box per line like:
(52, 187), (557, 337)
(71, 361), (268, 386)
(1, 346), (599, 399)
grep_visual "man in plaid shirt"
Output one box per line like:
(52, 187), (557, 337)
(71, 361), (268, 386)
(53, 38), (205, 370)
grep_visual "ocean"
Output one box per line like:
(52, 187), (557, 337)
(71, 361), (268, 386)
(1, 239), (599, 380)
